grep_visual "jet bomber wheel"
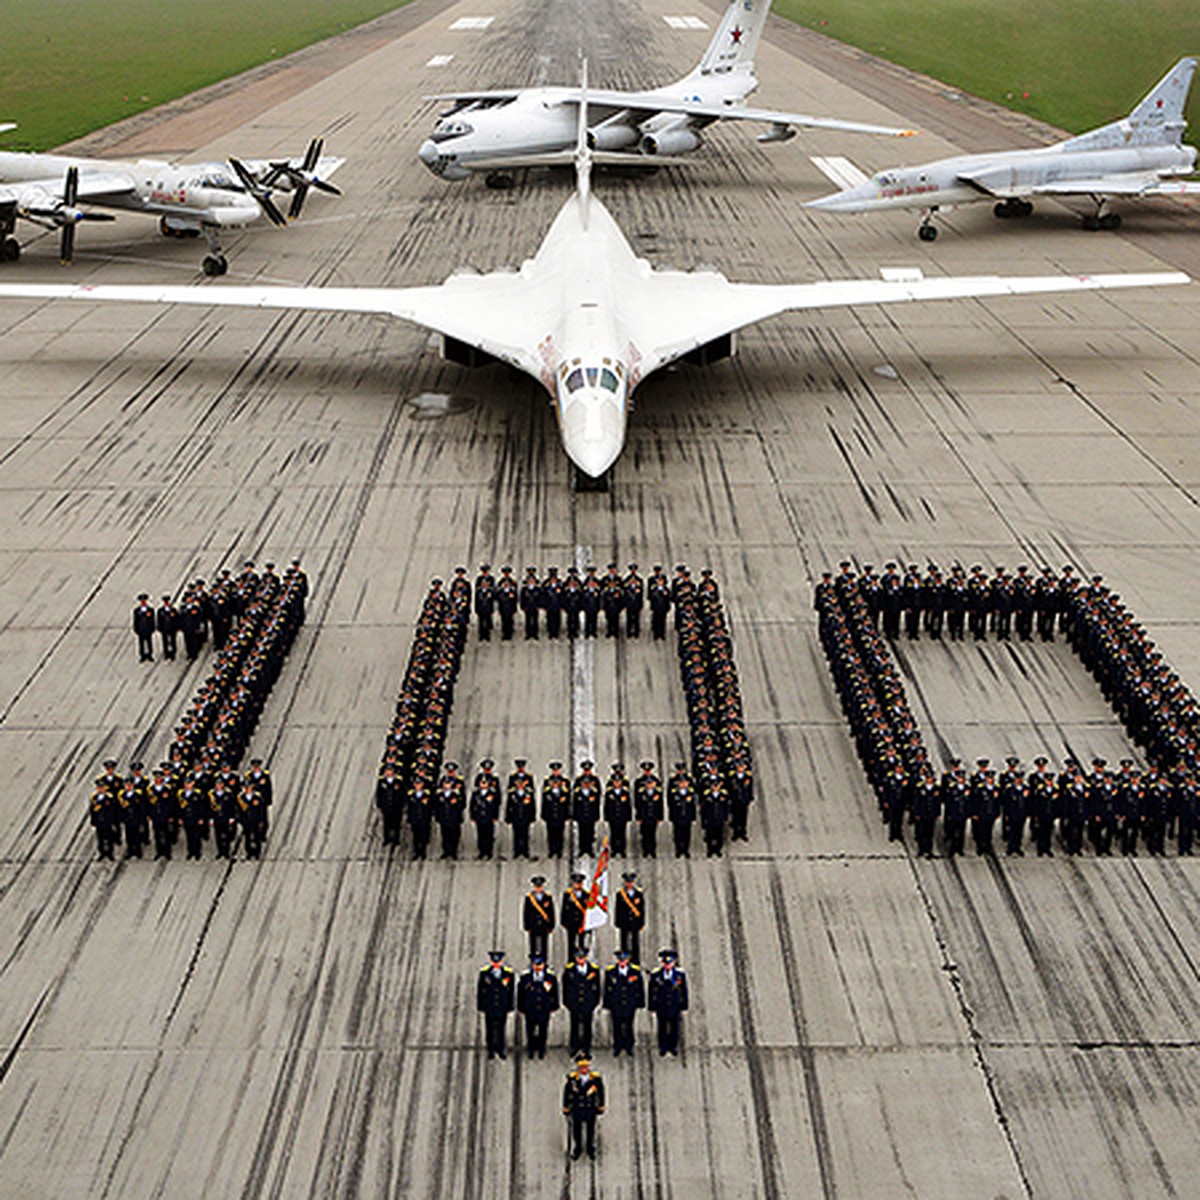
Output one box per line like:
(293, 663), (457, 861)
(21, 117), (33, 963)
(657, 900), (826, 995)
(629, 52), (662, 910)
(2, 237), (20, 262)
(1099, 213), (1122, 231)
(484, 171), (516, 190)
(917, 224), (938, 242)
(1017, 200), (1034, 217)
(1081, 215), (1100, 231)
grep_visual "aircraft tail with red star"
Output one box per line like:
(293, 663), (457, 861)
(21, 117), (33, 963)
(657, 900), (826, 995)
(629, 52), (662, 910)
(684, 0), (771, 84)
(1060, 57), (1197, 153)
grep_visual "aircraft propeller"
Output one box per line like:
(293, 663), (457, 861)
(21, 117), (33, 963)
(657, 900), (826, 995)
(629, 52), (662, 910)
(57, 166), (115, 265)
(227, 158), (288, 227)
(258, 138), (342, 218)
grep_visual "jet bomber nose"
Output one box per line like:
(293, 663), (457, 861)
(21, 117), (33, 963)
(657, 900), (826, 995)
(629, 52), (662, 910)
(559, 383), (627, 481)
(805, 188), (863, 212)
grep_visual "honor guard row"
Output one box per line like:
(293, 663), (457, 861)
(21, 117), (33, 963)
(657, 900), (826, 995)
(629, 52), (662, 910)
(132, 560), (307, 664)
(378, 757), (709, 860)
(818, 563), (1200, 857)
(476, 945), (689, 1064)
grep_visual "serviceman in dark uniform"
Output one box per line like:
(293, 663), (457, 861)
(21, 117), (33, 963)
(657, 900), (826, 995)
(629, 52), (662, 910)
(1114, 759), (1141, 857)
(667, 762), (696, 858)
(376, 763), (405, 846)
(969, 759), (999, 855)
(648, 564), (671, 641)
(244, 758), (272, 837)
(408, 775), (435, 861)
(520, 567), (542, 640)
(563, 566), (584, 640)
(1034, 566), (1058, 641)
(209, 772), (238, 860)
(88, 787), (117, 860)
(601, 563), (624, 637)
(477, 950), (516, 1060)
(647, 949), (689, 1057)
(133, 593), (156, 662)
(603, 947), (644, 1056)
(879, 563), (903, 638)
(562, 873), (589, 958)
(523, 876), (556, 959)
(470, 759), (501, 858)
(562, 947), (601, 1056)
(911, 767), (940, 858)
(474, 564), (496, 641)
(1028, 757), (1058, 857)
(614, 871), (646, 964)
(177, 777), (206, 860)
(1176, 771), (1198, 856)
(541, 761), (571, 859)
(700, 780), (729, 858)
(944, 566), (967, 641)
(117, 781), (145, 858)
(1086, 758), (1115, 857)
(562, 1053), (605, 1160)
(496, 566), (518, 641)
(146, 770), (175, 860)
(436, 761), (466, 859)
(623, 564), (644, 638)
(1013, 565), (1035, 641)
(603, 763), (632, 857)
(990, 566), (1013, 640)
(940, 760), (968, 857)
(967, 565), (990, 641)
(518, 953), (560, 1059)
(634, 761), (663, 858)
(156, 595), (178, 661)
(581, 565), (602, 638)
(1060, 762), (1089, 856)
(237, 783), (265, 860)
(542, 566), (563, 639)
(1000, 756), (1028, 857)
(728, 758), (754, 842)
(572, 761), (601, 856)
(901, 564), (923, 639)
(922, 566), (945, 639)
(506, 759), (537, 859)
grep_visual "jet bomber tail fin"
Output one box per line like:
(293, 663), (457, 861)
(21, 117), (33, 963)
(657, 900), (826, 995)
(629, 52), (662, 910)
(1061, 57), (1197, 152)
(683, 0), (771, 83)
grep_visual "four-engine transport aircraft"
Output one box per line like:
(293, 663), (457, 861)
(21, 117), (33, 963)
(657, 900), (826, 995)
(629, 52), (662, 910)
(0, 69), (1186, 489)
(417, 0), (913, 186)
(0, 135), (343, 273)
(807, 57), (1200, 240)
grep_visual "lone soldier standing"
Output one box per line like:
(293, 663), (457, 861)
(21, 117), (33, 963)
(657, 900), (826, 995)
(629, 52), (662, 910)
(667, 763), (697, 858)
(728, 758), (754, 842)
(523, 876), (556, 959)
(477, 950), (516, 1060)
(603, 763), (632, 857)
(614, 871), (646, 963)
(647, 949), (689, 1057)
(517, 953), (560, 1059)
(603, 947), (644, 1056)
(562, 947), (601, 1056)
(562, 873), (590, 958)
(541, 761), (571, 858)
(563, 1053), (605, 1160)
(133, 593), (156, 662)
(634, 761), (663, 858)
(470, 759), (500, 859)
(156, 595), (178, 660)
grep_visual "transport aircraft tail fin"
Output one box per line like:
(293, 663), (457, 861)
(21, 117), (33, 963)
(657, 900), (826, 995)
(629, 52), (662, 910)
(680, 0), (771, 84)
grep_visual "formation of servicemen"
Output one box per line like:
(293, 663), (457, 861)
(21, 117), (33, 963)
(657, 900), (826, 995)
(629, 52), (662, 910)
(477, 871), (690, 1102)
(374, 565), (755, 860)
(816, 561), (1200, 858)
(91, 559), (306, 861)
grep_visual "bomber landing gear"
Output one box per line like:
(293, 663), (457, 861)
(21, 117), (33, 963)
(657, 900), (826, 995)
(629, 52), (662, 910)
(917, 220), (938, 242)
(572, 466), (610, 493)
(994, 198), (1033, 219)
(484, 171), (516, 190)
(1081, 211), (1122, 231)
(202, 254), (228, 277)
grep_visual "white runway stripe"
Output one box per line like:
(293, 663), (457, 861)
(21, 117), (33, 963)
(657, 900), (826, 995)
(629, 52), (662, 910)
(810, 154), (871, 190)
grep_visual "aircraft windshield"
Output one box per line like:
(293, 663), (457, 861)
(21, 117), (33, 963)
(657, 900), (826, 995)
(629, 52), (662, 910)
(563, 365), (623, 394)
(199, 172), (237, 189)
(430, 121), (474, 144)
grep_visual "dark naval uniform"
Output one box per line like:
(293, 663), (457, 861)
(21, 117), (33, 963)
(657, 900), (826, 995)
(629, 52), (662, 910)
(603, 952), (645, 1056)
(477, 953), (516, 1060)
(523, 879), (556, 960)
(647, 951), (689, 1056)
(517, 960), (559, 1059)
(562, 953), (602, 1055)
(613, 875), (646, 964)
(562, 1060), (605, 1160)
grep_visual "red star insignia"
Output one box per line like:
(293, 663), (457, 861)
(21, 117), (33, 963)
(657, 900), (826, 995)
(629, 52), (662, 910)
(730, 26), (743, 43)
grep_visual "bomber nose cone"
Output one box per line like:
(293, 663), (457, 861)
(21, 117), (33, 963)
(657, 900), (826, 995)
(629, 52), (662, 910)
(805, 190), (855, 211)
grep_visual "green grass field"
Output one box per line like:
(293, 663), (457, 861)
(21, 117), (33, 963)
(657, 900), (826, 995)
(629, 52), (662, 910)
(1, 0), (410, 151)
(776, 0), (1200, 136)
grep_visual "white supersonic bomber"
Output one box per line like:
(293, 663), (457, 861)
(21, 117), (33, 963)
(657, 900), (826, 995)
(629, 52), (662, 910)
(808, 58), (1200, 240)
(0, 68), (1186, 488)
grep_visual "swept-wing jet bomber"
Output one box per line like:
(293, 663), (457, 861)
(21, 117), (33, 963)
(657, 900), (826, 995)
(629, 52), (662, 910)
(418, 0), (913, 186)
(808, 58), (1200, 240)
(0, 68), (1186, 488)
(0, 136), (343, 273)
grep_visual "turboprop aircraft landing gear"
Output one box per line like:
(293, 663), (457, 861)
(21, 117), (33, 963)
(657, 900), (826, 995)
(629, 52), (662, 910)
(1081, 200), (1121, 232)
(917, 214), (938, 242)
(993, 198), (1033, 219)
(2, 237), (19, 262)
(485, 171), (516, 190)
(572, 466), (610, 493)
(200, 226), (229, 276)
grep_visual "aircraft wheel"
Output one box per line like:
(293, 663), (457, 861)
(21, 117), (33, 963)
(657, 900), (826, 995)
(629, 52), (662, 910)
(484, 171), (515, 191)
(1081, 214), (1100, 232)
(2, 237), (20, 262)
(159, 217), (174, 238)
(1017, 200), (1034, 217)
(993, 201), (1010, 219)
(1099, 212), (1122, 231)
(917, 223), (938, 242)
(202, 254), (227, 277)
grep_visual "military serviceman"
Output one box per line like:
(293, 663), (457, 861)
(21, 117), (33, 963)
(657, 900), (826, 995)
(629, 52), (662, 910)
(506, 758), (537, 859)
(614, 871), (646, 963)
(237, 783), (265, 860)
(911, 767), (940, 858)
(667, 762), (696, 857)
(474, 564), (496, 641)
(601, 563), (624, 636)
(940, 760), (968, 858)
(470, 759), (500, 859)
(133, 593), (156, 662)
(542, 761), (571, 858)
(563, 566), (583, 639)
(648, 565), (671, 640)
(437, 761), (466, 859)
(523, 876), (556, 959)
(156, 595), (179, 660)
(969, 759), (999, 856)
(177, 776), (206, 860)
(562, 1053), (605, 1160)
(603, 763), (632, 856)
(581, 565), (602, 638)
(1000, 757), (1028, 857)
(728, 757), (754, 842)
(517, 952), (560, 1059)
(89, 786), (117, 860)
(477, 950), (516, 1060)
(562, 873), (589, 958)
(623, 563), (644, 638)
(209, 771), (238, 860)
(497, 566), (518, 641)
(408, 775), (435, 860)
(562, 947), (602, 1056)
(1028, 756), (1058, 857)
(376, 763), (404, 846)
(543, 567), (564, 639)
(634, 761), (663, 857)
(245, 758), (272, 837)
(603, 947), (644, 1056)
(572, 761), (601, 856)
(647, 948), (689, 1057)
(146, 770), (175, 860)
(520, 567), (542, 640)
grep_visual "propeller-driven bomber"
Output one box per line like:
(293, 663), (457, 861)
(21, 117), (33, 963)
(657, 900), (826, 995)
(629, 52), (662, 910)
(0, 134), (343, 273)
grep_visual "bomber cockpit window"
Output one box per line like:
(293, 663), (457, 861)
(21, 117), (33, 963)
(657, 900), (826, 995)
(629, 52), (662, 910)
(565, 368), (584, 392)
(600, 369), (619, 392)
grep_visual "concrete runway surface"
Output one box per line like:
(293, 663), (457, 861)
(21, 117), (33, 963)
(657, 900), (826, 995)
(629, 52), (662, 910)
(3, 0), (1200, 1195)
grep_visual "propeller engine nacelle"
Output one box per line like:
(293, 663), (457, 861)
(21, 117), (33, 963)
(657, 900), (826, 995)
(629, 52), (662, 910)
(640, 125), (702, 156)
(588, 125), (639, 152)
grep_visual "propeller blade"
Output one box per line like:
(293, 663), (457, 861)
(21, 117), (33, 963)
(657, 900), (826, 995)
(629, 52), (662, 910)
(311, 177), (341, 196)
(259, 192), (288, 227)
(302, 137), (322, 173)
(80, 212), (117, 222)
(63, 165), (79, 208)
(229, 157), (288, 226)
(60, 221), (75, 264)
(288, 183), (310, 220)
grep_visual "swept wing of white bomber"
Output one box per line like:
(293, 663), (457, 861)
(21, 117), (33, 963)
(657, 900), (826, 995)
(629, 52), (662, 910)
(808, 57), (1200, 239)
(0, 66), (1186, 486)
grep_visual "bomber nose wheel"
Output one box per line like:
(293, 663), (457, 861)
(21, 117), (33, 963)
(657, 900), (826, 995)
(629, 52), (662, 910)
(917, 222), (938, 242)
(484, 171), (516, 190)
(202, 254), (228, 277)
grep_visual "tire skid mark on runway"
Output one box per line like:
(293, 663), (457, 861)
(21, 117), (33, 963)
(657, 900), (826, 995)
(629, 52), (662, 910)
(723, 870), (782, 1199)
